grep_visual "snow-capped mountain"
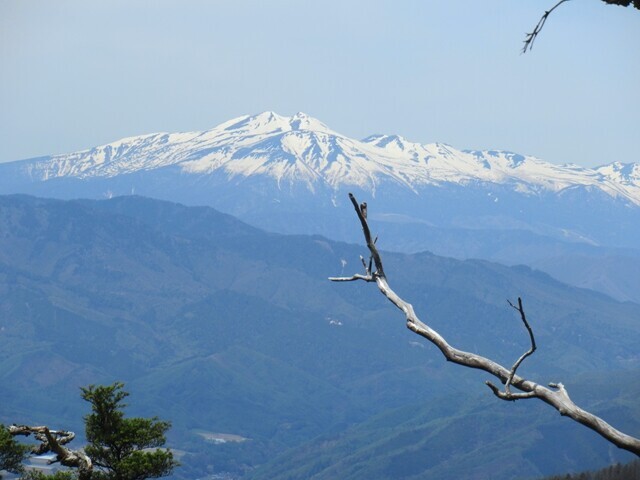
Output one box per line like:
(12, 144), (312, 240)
(2, 111), (640, 257)
(7, 111), (640, 205)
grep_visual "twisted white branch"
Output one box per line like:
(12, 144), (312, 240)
(330, 193), (640, 456)
(9, 424), (93, 479)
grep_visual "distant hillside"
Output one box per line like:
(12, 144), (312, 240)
(0, 195), (638, 479)
(248, 374), (640, 480)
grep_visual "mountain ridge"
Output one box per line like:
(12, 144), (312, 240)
(4, 111), (640, 205)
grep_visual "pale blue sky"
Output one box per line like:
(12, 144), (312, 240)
(1, 0), (638, 167)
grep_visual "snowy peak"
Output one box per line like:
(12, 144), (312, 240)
(218, 111), (335, 137)
(597, 162), (640, 186)
(363, 134), (412, 151)
(220, 111), (290, 136)
(7, 111), (640, 206)
(289, 112), (334, 133)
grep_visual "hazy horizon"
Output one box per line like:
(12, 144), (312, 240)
(1, 1), (638, 168)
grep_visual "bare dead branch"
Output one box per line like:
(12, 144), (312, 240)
(329, 273), (374, 282)
(523, 0), (571, 53)
(524, 0), (639, 53)
(490, 297), (538, 398)
(486, 381), (537, 400)
(10, 424), (93, 479)
(329, 193), (384, 282)
(330, 194), (640, 456)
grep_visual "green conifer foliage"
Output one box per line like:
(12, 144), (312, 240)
(0, 424), (28, 478)
(80, 383), (177, 480)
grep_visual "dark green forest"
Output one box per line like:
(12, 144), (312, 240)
(540, 459), (640, 480)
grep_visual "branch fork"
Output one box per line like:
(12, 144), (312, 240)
(522, 0), (571, 53)
(486, 297), (537, 400)
(329, 194), (383, 283)
(10, 424), (93, 479)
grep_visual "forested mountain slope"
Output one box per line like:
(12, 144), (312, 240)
(0, 194), (638, 479)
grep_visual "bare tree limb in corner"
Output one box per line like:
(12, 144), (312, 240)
(522, 0), (571, 53)
(523, 0), (640, 53)
(9, 424), (93, 479)
(329, 193), (640, 456)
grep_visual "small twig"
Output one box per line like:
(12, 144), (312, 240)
(328, 273), (374, 282)
(360, 255), (368, 274)
(504, 297), (537, 395)
(486, 298), (537, 401)
(523, 0), (571, 53)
